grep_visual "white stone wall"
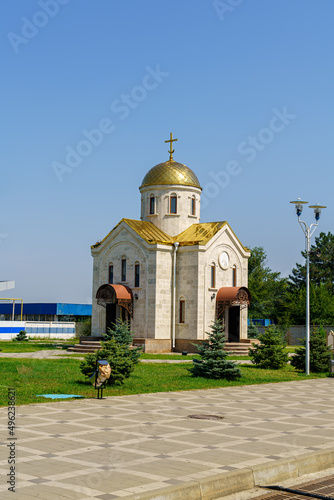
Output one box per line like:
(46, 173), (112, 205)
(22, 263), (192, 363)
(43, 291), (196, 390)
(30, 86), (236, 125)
(202, 225), (250, 340)
(154, 247), (173, 339)
(91, 225), (149, 337)
(140, 185), (202, 236)
(172, 225), (250, 342)
(91, 222), (175, 341)
(175, 247), (200, 340)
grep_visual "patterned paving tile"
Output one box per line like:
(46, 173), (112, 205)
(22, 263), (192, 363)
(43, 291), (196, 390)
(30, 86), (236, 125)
(1, 379), (334, 498)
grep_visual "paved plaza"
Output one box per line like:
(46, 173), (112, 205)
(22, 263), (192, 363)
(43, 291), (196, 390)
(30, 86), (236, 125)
(1, 379), (334, 499)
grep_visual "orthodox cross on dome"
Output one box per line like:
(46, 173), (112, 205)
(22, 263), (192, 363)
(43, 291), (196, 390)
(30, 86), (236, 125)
(165, 132), (178, 161)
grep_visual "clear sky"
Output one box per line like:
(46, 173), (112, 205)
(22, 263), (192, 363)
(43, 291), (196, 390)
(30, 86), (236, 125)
(1, 0), (333, 303)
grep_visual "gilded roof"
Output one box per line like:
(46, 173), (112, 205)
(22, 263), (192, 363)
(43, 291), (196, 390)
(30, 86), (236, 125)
(92, 219), (251, 250)
(91, 219), (174, 248)
(175, 222), (227, 246)
(123, 219), (174, 245)
(140, 160), (201, 189)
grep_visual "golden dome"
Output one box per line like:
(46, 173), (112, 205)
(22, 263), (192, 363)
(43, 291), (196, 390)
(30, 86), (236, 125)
(140, 160), (201, 190)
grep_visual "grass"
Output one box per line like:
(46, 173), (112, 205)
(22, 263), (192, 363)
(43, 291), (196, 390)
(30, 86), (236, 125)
(0, 358), (328, 407)
(0, 341), (77, 353)
(286, 346), (300, 353)
(140, 353), (251, 361)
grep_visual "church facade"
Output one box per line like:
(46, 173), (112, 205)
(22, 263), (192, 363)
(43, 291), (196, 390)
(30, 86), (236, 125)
(91, 135), (251, 352)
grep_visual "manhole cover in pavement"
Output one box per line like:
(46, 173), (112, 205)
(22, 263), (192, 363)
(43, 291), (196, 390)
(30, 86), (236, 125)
(188, 414), (224, 420)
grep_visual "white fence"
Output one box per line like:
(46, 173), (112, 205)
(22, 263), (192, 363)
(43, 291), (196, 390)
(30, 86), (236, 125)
(0, 321), (76, 340)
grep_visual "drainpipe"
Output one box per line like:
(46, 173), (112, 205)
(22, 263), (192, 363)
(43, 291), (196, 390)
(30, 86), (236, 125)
(172, 242), (179, 350)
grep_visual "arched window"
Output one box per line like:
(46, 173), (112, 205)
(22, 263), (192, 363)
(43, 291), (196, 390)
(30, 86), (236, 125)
(134, 262), (140, 288)
(170, 194), (177, 214)
(108, 264), (113, 284)
(179, 299), (185, 323)
(211, 263), (216, 288)
(191, 196), (196, 216)
(149, 195), (155, 215)
(121, 258), (126, 282)
(232, 266), (237, 287)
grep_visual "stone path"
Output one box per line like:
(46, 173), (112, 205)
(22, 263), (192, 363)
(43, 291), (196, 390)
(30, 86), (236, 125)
(0, 351), (254, 363)
(0, 350), (72, 359)
(1, 379), (334, 499)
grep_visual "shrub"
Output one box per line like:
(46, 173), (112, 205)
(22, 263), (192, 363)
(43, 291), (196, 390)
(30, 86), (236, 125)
(248, 321), (260, 339)
(12, 330), (28, 342)
(80, 318), (92, 337)
(189, 320), (241, 380)
(249, 325), (288, 369)
(290, 327), (332, 373)
(80, 320), (141, 385)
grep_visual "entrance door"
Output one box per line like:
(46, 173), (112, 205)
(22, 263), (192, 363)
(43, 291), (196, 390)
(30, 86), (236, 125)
(228, 306), (240, 342)
(106, 303), (116, 333)
(120, 306), (130, 324)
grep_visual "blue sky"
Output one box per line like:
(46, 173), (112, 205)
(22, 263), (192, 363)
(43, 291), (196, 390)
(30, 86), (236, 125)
(1, 0), (333, 303)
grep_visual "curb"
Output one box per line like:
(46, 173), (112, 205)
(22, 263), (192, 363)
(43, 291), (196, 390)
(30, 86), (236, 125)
(125, 447), (334, 500)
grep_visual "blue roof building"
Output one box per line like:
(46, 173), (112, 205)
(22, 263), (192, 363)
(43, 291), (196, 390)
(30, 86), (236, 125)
(0, 303), (92, 322)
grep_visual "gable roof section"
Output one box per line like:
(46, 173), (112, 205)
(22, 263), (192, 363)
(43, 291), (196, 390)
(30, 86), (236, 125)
(91, 219), (173, 249)
(123, 219), (174, 245)
(176, 221), (226, 246)
(91, 219), (250, 251)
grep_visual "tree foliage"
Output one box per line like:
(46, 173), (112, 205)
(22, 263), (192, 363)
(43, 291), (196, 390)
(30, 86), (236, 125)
(287, 232), (334, 325)
(248, 247), (288, 323)
(290, 327), (332, 373)
(289, 232), (334, 293)
(248, 320), (260, 339)
(249, 325), (288, 369)
(190, 320), (241, 380)
(248, 234), (334, 326)
(285, 284), (334, 325)
(105, 319), (142, 364)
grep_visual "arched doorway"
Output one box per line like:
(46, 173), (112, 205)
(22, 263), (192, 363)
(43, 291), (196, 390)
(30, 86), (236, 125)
(216, 287), (251, 342)
(96, 284), (133, 333)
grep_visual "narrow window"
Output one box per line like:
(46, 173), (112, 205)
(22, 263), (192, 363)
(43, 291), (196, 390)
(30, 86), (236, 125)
(121, 258), (126, 282)
(108, 265), (113, 284)
(179, 300), (185, 323)
(149, 195), (155, 215)
(232, 266), (237, 287)
(135, 263), (140, 287)
(170, 195), (177, 214)
(211, 264), (216, 288)
(191, 196), (196, 216)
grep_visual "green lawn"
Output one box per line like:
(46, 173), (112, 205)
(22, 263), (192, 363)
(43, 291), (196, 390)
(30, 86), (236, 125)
(286, 346), (300, 353)
(140, 353), (251, 360)
(0, 341), (77, 353)
(0, 358), (327, 407)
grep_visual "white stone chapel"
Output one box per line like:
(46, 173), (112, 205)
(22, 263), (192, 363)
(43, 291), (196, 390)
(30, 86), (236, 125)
(91, 134), (251, 352)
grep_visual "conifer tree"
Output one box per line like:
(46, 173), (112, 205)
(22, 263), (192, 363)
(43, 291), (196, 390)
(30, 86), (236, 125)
(248, 320), (260, 339)
(13, 330), (28, 341)
(80, 339), (137, 386)
(190, 320), (241, 380)
(249, 325), (288, 369)
(105, 319), (142, 364)
(80, 320), (141, 385)
(291, 327), (332, 373)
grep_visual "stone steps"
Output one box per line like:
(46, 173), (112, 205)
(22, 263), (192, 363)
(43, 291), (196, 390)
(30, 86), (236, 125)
(68, 340), (102, 353)
(67, 338), (260, 355)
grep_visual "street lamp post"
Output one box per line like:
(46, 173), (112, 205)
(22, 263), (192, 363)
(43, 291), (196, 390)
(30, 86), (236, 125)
(290, 199), (327, 375)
